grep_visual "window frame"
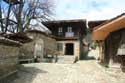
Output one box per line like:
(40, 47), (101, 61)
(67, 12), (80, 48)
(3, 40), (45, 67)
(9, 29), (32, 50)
(58, 27), (63, 35)
(67, 27), (72, 32)
(57, 43), (63, 51)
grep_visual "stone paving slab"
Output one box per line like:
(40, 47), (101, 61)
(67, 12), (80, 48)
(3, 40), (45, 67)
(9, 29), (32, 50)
(5, 60), (125, 83)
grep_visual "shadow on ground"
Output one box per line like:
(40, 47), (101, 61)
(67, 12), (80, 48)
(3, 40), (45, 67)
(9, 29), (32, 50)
(1, 65), (47, 83)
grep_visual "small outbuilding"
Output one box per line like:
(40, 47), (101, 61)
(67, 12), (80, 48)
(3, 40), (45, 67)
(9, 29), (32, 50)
(22, 29), (57, 62)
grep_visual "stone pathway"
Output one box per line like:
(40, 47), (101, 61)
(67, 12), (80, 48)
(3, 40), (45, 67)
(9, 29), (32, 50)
(6, 60), (125, 83)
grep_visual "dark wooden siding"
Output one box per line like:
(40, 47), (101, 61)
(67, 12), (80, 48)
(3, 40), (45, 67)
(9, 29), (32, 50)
(43, 21), (87, 38)
(104, 28), (125, 67)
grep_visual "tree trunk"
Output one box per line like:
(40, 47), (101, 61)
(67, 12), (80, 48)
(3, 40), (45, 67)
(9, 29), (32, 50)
(0, 4), (4, 32)
(16, 0), (23, 32)
(5, 4), (12, 33)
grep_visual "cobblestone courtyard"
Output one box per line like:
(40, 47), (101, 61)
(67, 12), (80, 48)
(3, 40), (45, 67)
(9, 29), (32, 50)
(5, 60), (125, 83)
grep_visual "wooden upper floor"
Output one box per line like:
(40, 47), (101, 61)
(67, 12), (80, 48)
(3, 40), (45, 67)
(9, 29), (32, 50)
(42, 19), (87, 39)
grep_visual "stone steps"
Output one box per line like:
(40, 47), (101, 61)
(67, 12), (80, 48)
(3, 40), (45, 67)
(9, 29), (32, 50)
(57, 56), (75, 64)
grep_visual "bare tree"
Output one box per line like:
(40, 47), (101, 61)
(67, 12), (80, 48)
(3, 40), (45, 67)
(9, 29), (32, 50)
(14, 0), (54, 32)
(1, 0), (54, 33)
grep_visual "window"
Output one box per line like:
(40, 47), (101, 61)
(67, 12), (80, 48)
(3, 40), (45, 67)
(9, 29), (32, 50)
(58, 27), (63, 35)
(65, 27), (74, 37)
(57, 43), (63, 51)
(58, 27), (62, 32)
(67, 27), (72, 32)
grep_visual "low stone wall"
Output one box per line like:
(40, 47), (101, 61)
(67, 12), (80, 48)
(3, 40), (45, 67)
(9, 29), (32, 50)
(0, 37), (21, 80)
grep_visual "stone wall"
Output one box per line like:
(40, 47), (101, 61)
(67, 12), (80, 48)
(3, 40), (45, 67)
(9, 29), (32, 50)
(0, 37), (20, 79)
(19, 31), (57, 62)
(27, 31), (56, 49)
(19, 42), (34, 59)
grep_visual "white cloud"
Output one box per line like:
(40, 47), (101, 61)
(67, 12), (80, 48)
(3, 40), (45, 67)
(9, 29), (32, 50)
(81, 8), (124, 21)
(54, 0), (125, 20)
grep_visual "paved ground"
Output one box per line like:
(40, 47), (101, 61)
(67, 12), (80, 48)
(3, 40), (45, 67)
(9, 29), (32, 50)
(5, 60), (124, 83)
(3, 50), (125, 83)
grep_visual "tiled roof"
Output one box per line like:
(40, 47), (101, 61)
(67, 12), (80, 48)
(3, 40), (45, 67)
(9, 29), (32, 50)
(42, 19), (86, 24)
(0, 36), (22, 46)
(93, 13), (125, 30)
(88, 20), (107, 29)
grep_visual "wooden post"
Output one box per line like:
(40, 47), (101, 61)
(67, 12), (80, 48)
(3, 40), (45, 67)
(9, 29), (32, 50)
(97, 40), (105, 63)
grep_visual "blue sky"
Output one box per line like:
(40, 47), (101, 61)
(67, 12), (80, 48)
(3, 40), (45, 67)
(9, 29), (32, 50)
(54, 0), (125, 20)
